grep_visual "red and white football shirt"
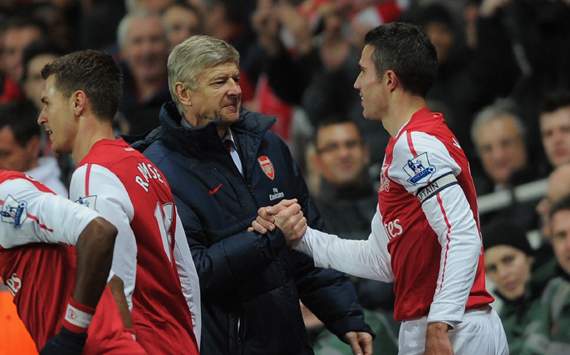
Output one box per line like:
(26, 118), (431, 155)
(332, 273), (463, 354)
(70, 139), (201, 354)
(298, 108), (493, 324)
(0, 171), (145, 353)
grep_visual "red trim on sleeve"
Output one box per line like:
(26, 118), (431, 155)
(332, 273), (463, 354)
(436, 193), (452, 294)
(85, 164), (92, 196)
(26, 213), (54, 232)
(406, 131), (417, 157)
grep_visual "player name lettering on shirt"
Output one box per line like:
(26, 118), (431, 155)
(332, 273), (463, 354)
(6, 273), (22, 296)
(135, 163), (164, 192)
(384, 218), (403, 240)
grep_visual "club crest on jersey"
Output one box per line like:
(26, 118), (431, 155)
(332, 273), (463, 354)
(0, 195), (27, 228)
(403, 153), (435, 184)
(258, 155), (275, 180)
(75, 195), (97, 209)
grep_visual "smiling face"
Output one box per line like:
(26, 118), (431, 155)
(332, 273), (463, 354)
(186, 62), (242, 127)
(37, 75), (77, 154)
(315, 122), (369, 186)
(354, 45), (388, 121)
(485, 245), (532, 301)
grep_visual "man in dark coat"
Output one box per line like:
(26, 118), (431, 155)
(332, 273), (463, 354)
(134, 35), (373, 355)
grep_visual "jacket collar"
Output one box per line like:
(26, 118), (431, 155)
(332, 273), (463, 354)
(153, 101), (276, 159)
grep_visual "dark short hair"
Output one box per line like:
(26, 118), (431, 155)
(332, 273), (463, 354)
(364, 22), (438, 97)
(41, 50), (122, 120)
(0, 101), (40, 146)
(314, 115), (362, 143)
(541, 91), (570, 114)
(550, 194), (570, 220)
(21, 40), (65, 82)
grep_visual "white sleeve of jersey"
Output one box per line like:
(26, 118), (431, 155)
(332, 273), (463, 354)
(0, 177), (99, 248)
(294, 209), (394, 282)
(391, 131), (481, 325)
(70, 164), (137, 309)
(172, 211), (202, 348)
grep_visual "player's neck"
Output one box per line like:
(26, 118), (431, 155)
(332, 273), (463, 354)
(382, 95), (426, 137)
(72, 115), (115, 164)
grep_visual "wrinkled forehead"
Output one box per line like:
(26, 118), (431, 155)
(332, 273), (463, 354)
(198, 62), (239, 80)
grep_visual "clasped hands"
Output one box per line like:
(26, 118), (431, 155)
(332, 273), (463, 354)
(248, 199), (307, 246)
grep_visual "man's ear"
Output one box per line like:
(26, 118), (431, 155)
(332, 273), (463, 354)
(384, 70), (399, 92)
(71, 90), (87, 118)
(175, 82), (192, 107)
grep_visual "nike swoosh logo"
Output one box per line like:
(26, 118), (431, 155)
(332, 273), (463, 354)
(208, 183), (223, 195)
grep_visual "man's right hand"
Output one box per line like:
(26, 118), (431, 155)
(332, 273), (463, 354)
(273, 203), (307, 246)
(40, 328), (87, 355)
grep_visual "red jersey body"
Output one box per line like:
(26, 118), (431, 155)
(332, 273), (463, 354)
(0, 171), (144, 353)
(70, 139), (200, 355)
(378, 108), (493, 321)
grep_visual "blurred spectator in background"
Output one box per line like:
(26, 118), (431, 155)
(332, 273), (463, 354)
(1, 17), (44, 84)
(483, 219), (550, 355)
(543, 196), (570, 351)
(483, 220), (549, 355)
(0, 17), (44, 103)
(0, 101), (66, 195)
(21, 40), (65, 111)
(310, 115), (394, 310)
(471, 99), (541, 230)
(413, 3), (475, 157)
(534, 164), (570, 279)
(161, 2), (204, 49)
(311, 116), (373, 239)
(117, 11), (170, 135)
(538, 165), (570, 238)
(540, 91), (570, 169)
(471, 100), (535, 194)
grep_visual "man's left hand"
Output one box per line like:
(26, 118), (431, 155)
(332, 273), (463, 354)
(424, 322), (453, 355)
(248, 199), (298, 234)
(343, 331), (373, 355)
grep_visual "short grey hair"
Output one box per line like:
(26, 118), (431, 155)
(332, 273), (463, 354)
(471, 99), (526, 148)
(117, 11), (163, 50)
(167, 35), (239, 113)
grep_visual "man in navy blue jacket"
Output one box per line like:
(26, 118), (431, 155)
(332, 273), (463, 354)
(134, 35), (373, 355)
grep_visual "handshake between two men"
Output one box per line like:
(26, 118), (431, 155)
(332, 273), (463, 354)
(248, 199), (307, 246)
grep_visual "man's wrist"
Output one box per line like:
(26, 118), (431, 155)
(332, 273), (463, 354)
(427, 321), (451, 332)
(62, 298), (95, 333)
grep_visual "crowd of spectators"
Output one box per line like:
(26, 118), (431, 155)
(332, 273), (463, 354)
(1, 0), (570, 354)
